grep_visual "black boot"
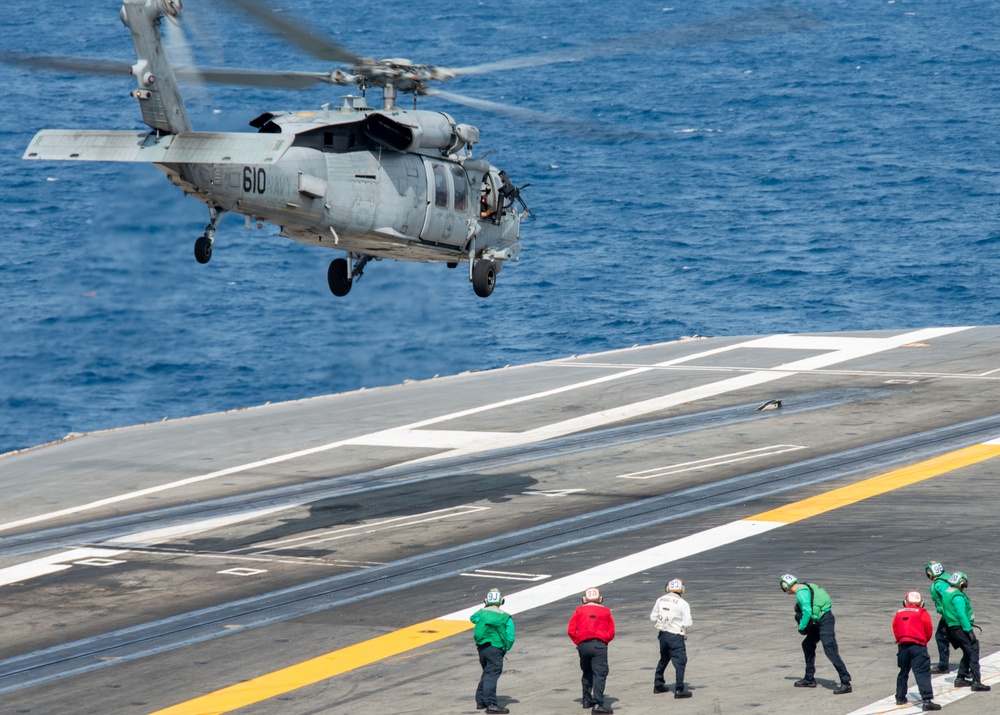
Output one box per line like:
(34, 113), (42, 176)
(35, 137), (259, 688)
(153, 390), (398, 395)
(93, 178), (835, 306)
(793, 678), (816, 688)
(971, 681), (992, 692)
(833, 682), (852, 695)
(674, 686), (693, 699)
(922, 700), (942, 711)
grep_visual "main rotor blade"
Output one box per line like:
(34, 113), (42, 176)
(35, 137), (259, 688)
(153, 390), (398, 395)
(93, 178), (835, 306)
(175, 67), (340, 89)
(448, 5), (820, 77)
(1, 53), (129, 76)
(427, 89), (654, 142)
(220, 0), (365, 65)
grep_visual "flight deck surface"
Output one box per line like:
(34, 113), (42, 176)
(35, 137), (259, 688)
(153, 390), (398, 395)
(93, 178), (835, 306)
(1, 326), (998, 715)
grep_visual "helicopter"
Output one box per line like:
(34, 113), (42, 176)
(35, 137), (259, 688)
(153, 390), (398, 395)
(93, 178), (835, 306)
(17, 1), (818, 298)
(20, 0), (533, 298)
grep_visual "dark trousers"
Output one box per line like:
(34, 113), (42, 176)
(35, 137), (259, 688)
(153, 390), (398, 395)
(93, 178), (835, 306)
(476, 644), (505, 707)
(577, 639), (610, 705)
(946, 626), (982, 682)
(896, 642), (934, 701)
(802, 611), (851, 683)
(654, 631), (687, 688)
(934, 615), (951, 668)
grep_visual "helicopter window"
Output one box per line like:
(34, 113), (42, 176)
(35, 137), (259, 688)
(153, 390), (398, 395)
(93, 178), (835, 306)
(451, 166), (468, 212)
(432, 165), (449, 208)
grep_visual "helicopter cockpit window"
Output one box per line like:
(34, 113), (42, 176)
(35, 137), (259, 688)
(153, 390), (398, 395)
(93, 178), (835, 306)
(451, 166), (468, 212)
(432, 165), (449, 208)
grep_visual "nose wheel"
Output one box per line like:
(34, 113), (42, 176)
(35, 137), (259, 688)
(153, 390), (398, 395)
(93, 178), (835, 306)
(327, 254), (374, 297)
(327, 258), (352, 296)
(472, 259), (497, 298)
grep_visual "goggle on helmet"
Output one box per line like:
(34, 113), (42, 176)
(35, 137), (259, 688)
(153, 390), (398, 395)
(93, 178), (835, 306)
(485, 588), (504, 606)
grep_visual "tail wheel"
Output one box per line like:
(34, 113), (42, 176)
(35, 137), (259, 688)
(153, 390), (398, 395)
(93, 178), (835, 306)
(327, 257), (352, 296)
(472, 259), (496, 298)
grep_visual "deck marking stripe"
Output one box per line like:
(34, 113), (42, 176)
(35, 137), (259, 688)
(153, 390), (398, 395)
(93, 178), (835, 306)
(0, 548), (128, 587)
(148, 619), (472, 715)
(751, 442), (1000, 523)
(845, 650), (1000, 714)
(148, 435), (999, 715)
(400, 327), (971, 464)
(616, 445), (807, 480)
(0, 327), (968, 535)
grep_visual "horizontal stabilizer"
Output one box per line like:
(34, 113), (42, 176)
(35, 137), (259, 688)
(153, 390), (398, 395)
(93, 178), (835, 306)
(23, 130), (291, 165)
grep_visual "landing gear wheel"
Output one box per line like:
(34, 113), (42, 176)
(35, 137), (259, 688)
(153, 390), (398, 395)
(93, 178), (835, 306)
(194, 235), (212, 264)
(327, 257), (352, 297)
(472, 259), (496, 298)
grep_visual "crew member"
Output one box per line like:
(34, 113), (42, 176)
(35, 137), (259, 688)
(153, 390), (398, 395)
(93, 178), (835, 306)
(780, 574), (852, 694)
(567, 587), (616, 714)
(925, 561), (954, 673)
(941, 572), (991, 692)
(892, 591), (941, 711)
(649, 578), (694, 699)
(470, 588), (516, 714)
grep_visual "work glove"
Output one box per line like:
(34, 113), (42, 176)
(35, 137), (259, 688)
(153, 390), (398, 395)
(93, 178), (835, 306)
(967, 630), (977, 644)
(798, 628), (808, 636)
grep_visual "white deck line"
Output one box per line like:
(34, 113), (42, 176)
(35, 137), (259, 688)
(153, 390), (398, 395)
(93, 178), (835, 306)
(439, 519), (784, 621)
(0, 327), (969, 535)
(0, 548), (127, 587)
(845, 651), (1000, 714)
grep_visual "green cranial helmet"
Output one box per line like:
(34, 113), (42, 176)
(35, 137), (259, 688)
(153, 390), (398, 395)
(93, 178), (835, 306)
(948, 571), (968, 589)
(925, 561), (945, 578)
(780, 574), (798, 593)
(485, 588), (504, 606)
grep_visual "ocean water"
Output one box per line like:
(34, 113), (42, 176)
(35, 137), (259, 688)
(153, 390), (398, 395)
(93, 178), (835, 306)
(1, 0), (999, 455)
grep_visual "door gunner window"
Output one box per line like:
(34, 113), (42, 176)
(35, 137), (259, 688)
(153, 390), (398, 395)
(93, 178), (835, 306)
(433, 165), (448, 208)
(451, 166), (468, 211)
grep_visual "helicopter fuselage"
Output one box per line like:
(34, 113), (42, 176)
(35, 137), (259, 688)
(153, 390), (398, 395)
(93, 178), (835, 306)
(159, 105), (520, 265)
(20, 0), (528, 297)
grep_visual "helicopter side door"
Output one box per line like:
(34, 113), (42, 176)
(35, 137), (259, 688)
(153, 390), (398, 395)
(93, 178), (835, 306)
(419, 159), (468, 248)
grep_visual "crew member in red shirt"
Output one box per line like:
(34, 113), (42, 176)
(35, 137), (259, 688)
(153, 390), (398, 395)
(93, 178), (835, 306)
(892, 591), (941, 711)
(568, 587), (616, 714)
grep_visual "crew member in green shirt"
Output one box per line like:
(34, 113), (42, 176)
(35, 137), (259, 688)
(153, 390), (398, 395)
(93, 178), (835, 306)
(780, 574), (852, 694)
(471, 588), (516, 714)
(941, 572), (991, 692)
(925, 560), (954, 673)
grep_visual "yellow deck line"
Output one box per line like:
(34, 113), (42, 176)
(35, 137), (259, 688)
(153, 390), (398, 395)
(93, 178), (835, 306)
(150, 442), (1000, 715)
(751, 442), (1000, 524)
(149, 619), (471, 715)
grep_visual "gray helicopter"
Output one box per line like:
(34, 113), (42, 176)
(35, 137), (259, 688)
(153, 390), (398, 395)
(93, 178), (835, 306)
(21, 0), (533, 298)
(18, 1), (817, 298)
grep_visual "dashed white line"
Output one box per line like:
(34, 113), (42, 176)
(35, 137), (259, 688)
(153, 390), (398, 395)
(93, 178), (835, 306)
(617, 445), (807, 480)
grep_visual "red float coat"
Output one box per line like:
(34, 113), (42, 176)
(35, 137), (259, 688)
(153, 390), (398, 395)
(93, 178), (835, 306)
(892, 605), (933, 645)
(567, 603), (616, 645)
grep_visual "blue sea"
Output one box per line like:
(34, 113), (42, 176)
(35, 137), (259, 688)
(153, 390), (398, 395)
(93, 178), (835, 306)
(2, 0), (999, 455)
